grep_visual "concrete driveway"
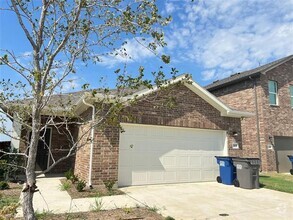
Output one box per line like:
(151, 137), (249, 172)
(121, 182), (293, 220)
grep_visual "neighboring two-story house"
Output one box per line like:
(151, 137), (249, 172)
(206, 55), (293, 173)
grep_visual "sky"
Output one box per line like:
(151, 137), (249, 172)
(1, 0), (293, 141)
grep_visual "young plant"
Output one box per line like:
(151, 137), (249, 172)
(59, 181), (71, 191)
(103, 180), (116, 192)
(76, 180), (86, 192)
(64, 169), (74, 180)
(90, 196), (103, 212)
(64, 169), (78, 183)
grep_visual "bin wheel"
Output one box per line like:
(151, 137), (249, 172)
(233, 179), (240, 187)
(290, 169), (293, 175)
(216, 176), (222, 183)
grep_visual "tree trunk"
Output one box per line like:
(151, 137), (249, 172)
(22, 191), (36, 220)
(22, 105), (41, 220)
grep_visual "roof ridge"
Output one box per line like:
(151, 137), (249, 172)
(205, 54), (293, 90)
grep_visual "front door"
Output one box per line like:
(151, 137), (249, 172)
(36, 128), (52, 170)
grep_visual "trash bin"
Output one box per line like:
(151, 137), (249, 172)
(287, 155), (293, 175)
(215, 156), (237, 185)
(232, 158), (260, 189)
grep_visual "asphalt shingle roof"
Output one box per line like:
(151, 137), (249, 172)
(205, 55), (293, 91)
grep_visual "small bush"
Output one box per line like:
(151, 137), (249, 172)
(59, 181), (71, 191)
(64, 169), (74, 180)
(76, 180), (86, 192)
(165, 216), (175, 220)
(64, 169), (79, 183)
(103, 180), (116, 192)
(0, 181), (9, 190)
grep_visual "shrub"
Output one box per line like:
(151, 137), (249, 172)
(165, 216), (175, 220)
(64, 169), (78, 183)
(0, 181), (9, 190)
(59, 181), (71, 191)
(76, 180), (86, 192)
(103, 180), (116, 191)
(64, 169), (74, 180)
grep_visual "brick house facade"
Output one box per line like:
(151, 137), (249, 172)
(74, 83), (248, 185)
(6, 75), (252, 186)
(206, 56), (293, 172)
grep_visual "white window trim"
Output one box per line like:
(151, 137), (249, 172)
(268, 80), (278, 106)
(289, 85), (293, 109)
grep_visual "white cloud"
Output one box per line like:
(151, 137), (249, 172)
(164, 0), (293, 81)
(99, 38), (162, 67)
(201, 70), (215, 81)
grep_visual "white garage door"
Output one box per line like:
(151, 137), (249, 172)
(118, 123), (227, 186)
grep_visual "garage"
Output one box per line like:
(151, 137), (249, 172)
(118, 123), (227, 186)
(275, 136), (293, 173)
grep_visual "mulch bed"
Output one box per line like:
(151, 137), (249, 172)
(60, 179), (124, 199)
(36, 207), (165, 220)
(0, 182), (22, 198)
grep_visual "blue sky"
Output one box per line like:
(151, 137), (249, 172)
(1, 0), (293, 141)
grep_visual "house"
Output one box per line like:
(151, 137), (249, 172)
(206, 55), (293, 173)
(5, 74), (253, 186)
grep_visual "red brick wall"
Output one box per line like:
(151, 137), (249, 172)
(209, 59), (293, 171)
(75, 84), (243, 185)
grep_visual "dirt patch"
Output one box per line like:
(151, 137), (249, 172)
(60, 179), (124, 199)
(33, 207), (165, 220)
(0, 182), (22, 198)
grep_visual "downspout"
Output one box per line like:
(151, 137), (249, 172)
(250, 76), (262, 171)
(82, 98), (95, 188)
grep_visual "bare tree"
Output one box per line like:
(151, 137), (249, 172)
(0, 0), (173, 219)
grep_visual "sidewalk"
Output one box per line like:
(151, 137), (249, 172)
(16, 176), (139, 218)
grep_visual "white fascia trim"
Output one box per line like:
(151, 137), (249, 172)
(184, 81), (254, 118)
(74, 74), (254, 118)
(121, 74), (188, 102)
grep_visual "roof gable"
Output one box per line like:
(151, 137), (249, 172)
(78, 74), (253, 118)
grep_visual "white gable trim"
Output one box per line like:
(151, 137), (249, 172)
(75, 74), (254, 118)
(122, 74), (253, 118)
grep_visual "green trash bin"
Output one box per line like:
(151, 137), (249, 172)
(232, 158), (260, 189)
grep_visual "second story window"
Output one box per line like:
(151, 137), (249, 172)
(290, 85), (293, 108)
(268, 80), (278, 105)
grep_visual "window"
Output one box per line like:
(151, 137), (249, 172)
(290, 85), (293, 108)
(268, 80), (278, 105)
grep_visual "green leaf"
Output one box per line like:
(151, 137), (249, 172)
(161, 55), (170, 64)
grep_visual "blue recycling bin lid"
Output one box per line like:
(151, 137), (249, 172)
(288, 155), (293, 162)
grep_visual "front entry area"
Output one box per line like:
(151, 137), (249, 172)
(36, 128), (52, 171)
(275, 136), (293, 173)
(118, 123), (227, 186)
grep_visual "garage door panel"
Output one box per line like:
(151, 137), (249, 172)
(275, 136), (293, 173)
(118, 124), (227, 186)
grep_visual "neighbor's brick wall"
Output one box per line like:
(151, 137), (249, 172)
(260, 59), (293, 171)
(75, 84), (243, 185)
(210, 78), (269, 170)
(209, 59), (293, 171)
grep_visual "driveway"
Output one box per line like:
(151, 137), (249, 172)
(121, 182), (293, 220)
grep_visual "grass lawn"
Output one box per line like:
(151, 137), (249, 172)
(259, 173), (293, 194)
